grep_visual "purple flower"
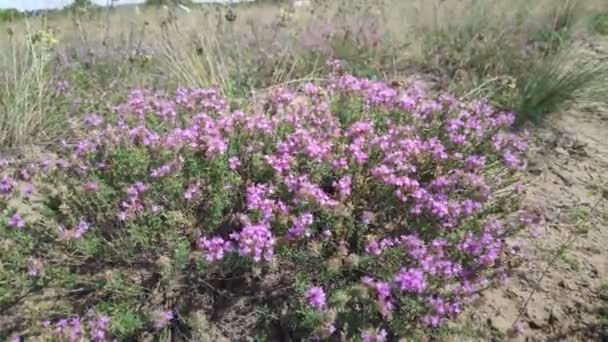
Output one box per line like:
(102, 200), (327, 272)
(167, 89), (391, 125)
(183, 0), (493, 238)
(423, 296), (461, 326)
(246, 183), (278, 221)
(18, 168), (31, 181)
(8, 213), (25, 229)
(84, 181), (99, 193)
(361, 328), (388, 342)
(422, 314), (442, 327)
(374, 282), (391, 300)
(0, 174), (16, 197)
(365, 240), (382, 256)
(334, 175), (352, 198)
(360, 211), (376, 225)
(284, 174), (338, 209)
(84, 114), (104, 127)
(503, 150), (521, 169)
(74, 220), (90, 238)
(230, 223), (275, 262)
(508, 321), (526, 337)
(152, 310), (174, 330)
(326, 59), (343, 72)
(51, 316), (84, 342)
(56, 80), (70, 93)
(23, 183), (34, 198)
(465, 155), (486, 170)
(287, 212), (314, 239)
(184, 182), (201, 201)
(27, 257), (44, 277)
(150, 156), (184, 178)
(394, 268), (426, 293)
(228, 157), (241, 170)
(305, 286), (326, 310)
(57, 219), (90, 240)
(87, 311), (112, 342)
(198, 236), (233, 262)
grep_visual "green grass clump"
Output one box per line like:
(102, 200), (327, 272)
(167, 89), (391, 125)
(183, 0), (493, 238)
(515, 48), (608, 124)
(589, 12), (608, 35)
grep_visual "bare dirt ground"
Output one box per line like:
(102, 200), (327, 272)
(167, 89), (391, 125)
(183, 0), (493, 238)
(459, 107), (608, 341)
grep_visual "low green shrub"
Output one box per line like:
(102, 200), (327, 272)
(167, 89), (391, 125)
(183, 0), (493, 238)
(0, 8), (22, 22)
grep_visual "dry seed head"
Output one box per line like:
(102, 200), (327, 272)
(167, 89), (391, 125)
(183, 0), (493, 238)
(344, 253), (360, 268)
(156, 255), (172, 271)
(308, 240), (322, 256)
(327, 257), (343, 272)
(225, 9), (237, 22)
(330, 291), (349, 308)
(349, 284), (370, 300)
(336, 241), (349, 257)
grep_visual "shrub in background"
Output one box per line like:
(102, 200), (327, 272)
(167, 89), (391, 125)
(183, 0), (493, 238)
(0, 9), (22, 22)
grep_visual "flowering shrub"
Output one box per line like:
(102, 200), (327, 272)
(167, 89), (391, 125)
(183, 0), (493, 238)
(41, 310), (113, 342)
(0, 63), (537, 340)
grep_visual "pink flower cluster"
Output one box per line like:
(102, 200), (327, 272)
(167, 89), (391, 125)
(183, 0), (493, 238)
(394, 268), (426, 293)
(361, 328), (388, 342)
(118, 182), (148, 221)
(87, 311), (113, 342)
(362, 277), (394, 318)
(43, 311), (114, 342)
(57, 219), (91, 240)
(305, 285), (327, 310)
(287, 212), (314, 239)
(230, 223), (275, 262)
(197, 236), (233, 262)
(44, 317), (84, 342)
(8, 213), (25, 229)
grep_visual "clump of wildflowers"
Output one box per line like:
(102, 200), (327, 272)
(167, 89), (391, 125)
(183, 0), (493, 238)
(43, 311), (113, 342)
(87, 310), (112, 342)
(46, 316), (84, 342)
(20, 66), (535, 340)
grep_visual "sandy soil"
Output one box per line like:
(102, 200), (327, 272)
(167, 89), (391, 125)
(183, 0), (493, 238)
(459, 108), (608, 342)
